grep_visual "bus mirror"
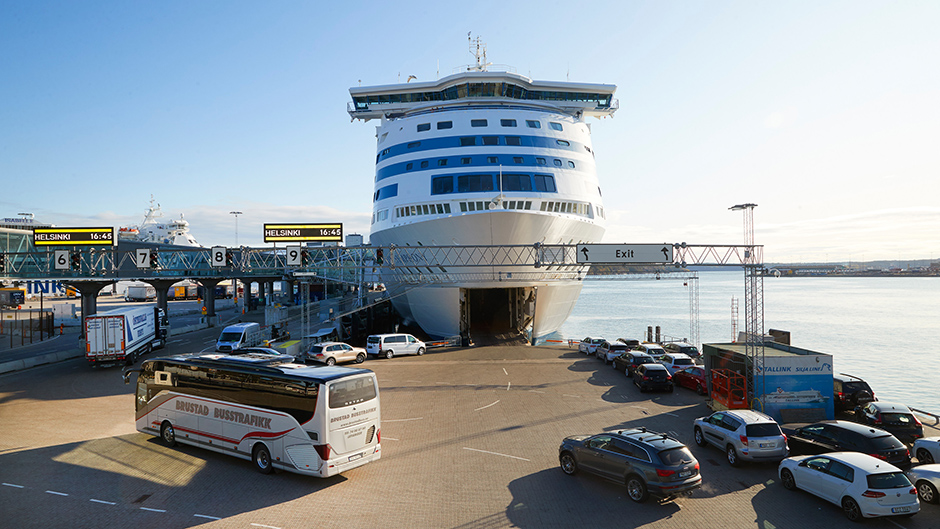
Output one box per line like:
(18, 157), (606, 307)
(122, 368), (139, 385)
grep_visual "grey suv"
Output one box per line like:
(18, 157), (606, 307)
(559, 427), (702, 502)
(693, 410), (789, 466)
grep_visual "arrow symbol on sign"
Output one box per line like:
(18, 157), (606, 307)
(661, 247), (669, 260)
(581, 247), (590, 261)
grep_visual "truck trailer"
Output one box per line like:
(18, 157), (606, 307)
(84, 306), (168, 367)
(0, 288), (26, 308)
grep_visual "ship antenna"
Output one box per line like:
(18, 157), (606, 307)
(467, 33), (490, 72)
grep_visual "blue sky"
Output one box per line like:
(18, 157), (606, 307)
(2, 1), (938, 263)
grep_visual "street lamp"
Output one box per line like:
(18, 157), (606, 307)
(229, 211), (242, 246)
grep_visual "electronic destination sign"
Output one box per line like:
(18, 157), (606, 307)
(32, 227), (115, 246)
(263, 223), (343, 243)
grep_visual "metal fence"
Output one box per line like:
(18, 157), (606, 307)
(0, 309), (55, 347)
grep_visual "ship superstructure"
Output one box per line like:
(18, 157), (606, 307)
(118, 197), (202, 247)
(349, 42), (617, 341)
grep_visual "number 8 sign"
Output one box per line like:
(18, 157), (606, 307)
(211, 246), (226, 268)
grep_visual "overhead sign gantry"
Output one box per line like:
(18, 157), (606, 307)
(575, 243), (674, 264)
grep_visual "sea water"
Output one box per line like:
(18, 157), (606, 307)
(547, 271), (940, 413)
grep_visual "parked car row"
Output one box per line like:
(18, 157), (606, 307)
(295, 333), (427, 366)
(580, 337), (706, 395)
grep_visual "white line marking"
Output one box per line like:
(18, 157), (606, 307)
(382, 437), (400, 441)
(383, 417), (423, 422)
(529, 390), (545, 394)
(194, 514), (221, 520)
(664, 413), (678, 417)
(463, 447), (530, 461)
(507, 382), (511, 391)
(2, 483), (24, 488)
(45, 490), (68, 496)
(474, 400), (500, 411)
(250, 524), (282, 529)
(140, 507), (166, 513)
(562, 394), (581, 398)
(502, 368), (508, 375)
(886, 519), (908, 529)
(167, 339), (182, 344)
(90, 499), (116, 505)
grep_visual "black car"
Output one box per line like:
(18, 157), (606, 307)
(781, 420), (911, 470)
(613, 351), (657, 377)
(558, 427), (702, 502)
(854, 401), (925, 445)
(632, 363), (673, 392)
(833, 373), (876, 413)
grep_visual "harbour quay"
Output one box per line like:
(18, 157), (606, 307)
(4, 342), (936, 529)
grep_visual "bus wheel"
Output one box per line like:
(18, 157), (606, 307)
(160, 421), (176, 447)
(253, 444), (273, 474)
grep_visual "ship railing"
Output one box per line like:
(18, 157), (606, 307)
(911, 407), (940, 426)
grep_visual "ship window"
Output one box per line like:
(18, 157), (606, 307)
(539, 202), (547, 211)
(524, 201), (531, 210)
(417, 123), (431, 132)
(500, 174), (533, 192)
(482, 136), (499, 146)
(444, 203), (451, 213)
(536, 157), (547, 166)
(549, 122), (563, 131)
(461, 157), (472, 165)
(471, 119), (488, 127)
(376, 183), (399, 201)
(568, 161), (576, 168)
(436, 204), (444, 214)
(406, 163), (414, 171)
(437, 121), (453, 129)
(526, 120), (541, 129)
(475, 201), (484, 211)
(500, 119), (517, 127)
(438, 159), (448, 166)
(460, 202), (467, 212)
(506, 136), (521, 146)
(556, 139), (570, 146)
(457, 174), (495, 193)
(468, 202), (475, 211)
(460, 137), (476, 146)
(410, 206), (417, 215)
(379, 132), (388, 143)
(487, 156), (498, 164)
(553, 159), (562, 167)
(420, 160), (429, 169)
(432, 176), (454, 195)
(513, 157), (524, 164)
(507, 201), (515, 209)
(422, 205), (430, 215)
(534, 174), (556, 193)
(407, 142), (421, 148)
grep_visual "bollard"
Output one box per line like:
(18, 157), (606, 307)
(60, 323), (64, 335)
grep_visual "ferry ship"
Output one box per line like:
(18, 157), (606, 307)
(349, 39), (617, 341)
(118, 197), (202, 247)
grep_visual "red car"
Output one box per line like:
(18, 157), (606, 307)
(673, 366), (707, 395)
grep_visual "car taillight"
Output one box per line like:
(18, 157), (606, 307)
(694, 462), (700, 471)
(739, 435), (748, 447)
(656, 468), (675, 478)
(871, 453), (888, 461)
(873, 413), (882, 425)
(908, 487), (917, 495)
(913, 415), (923, 426)
(836, 391), (845, 401)
(313, 444), (332, 461)
(377, 428), (381, 443)
(643, 376), (650, 380)
(665, 375), (672, 381)
(782, 434), (788, 443)
(862, 490), (886, 498)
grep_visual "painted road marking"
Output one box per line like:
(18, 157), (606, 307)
(462, 447), (530, 461)
(502, 368), (508, 375)
(140, 507), (166, 513)
(507, 382), (511, 391)
(562, 394), (581, 398)
(529, 390), (545, 394)
(90, 499), (116, 505)
(382, 437), (400, 441)
(45, 490), (68, 496)
(2, 483), (24, 488)
(474, 400), (500, 411)
(383, 417), (423, 422)
(250, 524), (282, 529)
(194, 514), (221, 520)
(167, 340), (183, 345)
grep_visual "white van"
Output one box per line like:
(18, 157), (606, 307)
(366, 333), (426, 359)
(216, 322), (262, 352)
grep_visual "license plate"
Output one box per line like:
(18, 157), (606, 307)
(758, 443), (771, 448)
(891, 507), (910, 513)
(679, 470), (691, 477)
(348, 453), (362, 462)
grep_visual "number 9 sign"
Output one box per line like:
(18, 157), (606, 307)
(286, 246), (302, 267)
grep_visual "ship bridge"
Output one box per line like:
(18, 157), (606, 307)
(349, 71), (618, 122)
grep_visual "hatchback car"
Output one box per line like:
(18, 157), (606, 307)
(779, 452), (919, 521)
(907, 463), (940, 504)
(596, 341), (630, 364)
(632, 363), (673, 392)
(365, 333), (426, 358)
(559, 427), (702, 503)
(657, 352), (695, 375)
(854, 401), (924, 445)
(634, 343), (667, 358)
(614, 351), (657, 377)
(834, 373), (876, 413)
(913, 437), (940, 464)
(673, 366), (707, 395)
(693, 410), (789, 466)
(663, 341), (701, 359)
(301, 341), (366, 366)
(578, 337), (605, 355)
(781, 420), (911, 470)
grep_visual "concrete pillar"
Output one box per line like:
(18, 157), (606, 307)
(147, 279), (177, 317)
(199, 278), (222, 322)
(66, 281), (111, 338)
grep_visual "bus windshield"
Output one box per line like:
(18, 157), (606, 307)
(329, 376), (377, 408)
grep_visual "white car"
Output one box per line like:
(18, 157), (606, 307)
(595, 341), (629, 363)
(907, 463), (940, 504)
(365, 333), (426, 359)
(577, 337), (605, 355)
(913, 437), (940, 464)
(657, 352), (695, 375)
(778, 452), (920, 521)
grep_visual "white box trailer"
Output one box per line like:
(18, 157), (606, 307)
(84, 306), (168, 367)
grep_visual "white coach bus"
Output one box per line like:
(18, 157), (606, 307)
(124, 348), (380, 477)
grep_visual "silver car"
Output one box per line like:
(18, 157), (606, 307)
(302, 341), (367, 366)
(693, 409), (789, 466)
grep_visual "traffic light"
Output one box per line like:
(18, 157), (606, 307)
(70, 252), (81, 270)
(375, 248), (383, 265)
(300, 249), (309, 266)
(149, 250), (159, 269)
(0, 253), (5, 270)
(225, 251), (234, 267)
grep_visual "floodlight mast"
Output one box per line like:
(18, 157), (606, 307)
(730, 203), (764, 407)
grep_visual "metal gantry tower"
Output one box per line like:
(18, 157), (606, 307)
(730, 203), (765, 408)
